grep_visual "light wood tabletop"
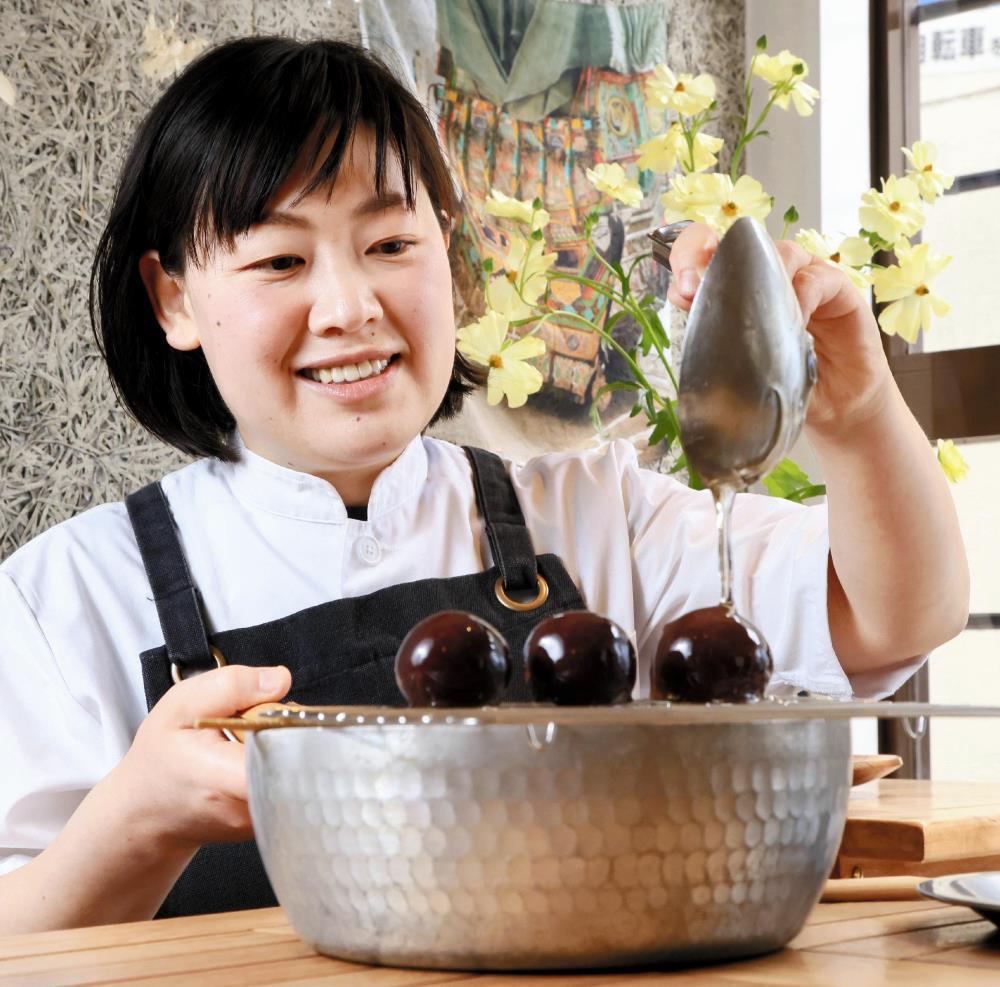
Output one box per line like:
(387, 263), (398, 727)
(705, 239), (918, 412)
(0, 898), (997, 985)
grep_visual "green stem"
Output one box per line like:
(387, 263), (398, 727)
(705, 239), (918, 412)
(584, 227), (680, 397)
(730, 87), (781, 181)
(624, 250), (652, 282)
(546, 271), (626, 306)
(628, 296), (679, 395)
(547, 309), (666, 406)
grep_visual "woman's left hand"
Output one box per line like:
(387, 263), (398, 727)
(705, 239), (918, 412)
(665, 223), (895, 437)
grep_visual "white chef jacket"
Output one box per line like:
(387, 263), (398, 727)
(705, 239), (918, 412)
(0, 435), (921, 876)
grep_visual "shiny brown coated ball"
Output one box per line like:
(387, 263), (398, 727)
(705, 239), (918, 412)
(525, 610), (636, 705)
(651, 605), (772, 703)
(394, 610), (511, 707)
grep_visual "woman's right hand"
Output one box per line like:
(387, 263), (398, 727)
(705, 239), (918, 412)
(109, 664), (292, 851)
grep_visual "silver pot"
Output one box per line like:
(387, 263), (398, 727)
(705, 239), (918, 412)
(244, 702), (853, 969)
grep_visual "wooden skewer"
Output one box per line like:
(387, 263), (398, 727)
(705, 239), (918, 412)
(196, 702), (300, 740)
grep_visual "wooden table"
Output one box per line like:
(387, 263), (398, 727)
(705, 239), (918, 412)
(836, 779), (1000, 878)
(1, 899), (998, 985)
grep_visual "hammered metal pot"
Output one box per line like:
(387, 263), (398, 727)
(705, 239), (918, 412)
(244, 705), (851, 970)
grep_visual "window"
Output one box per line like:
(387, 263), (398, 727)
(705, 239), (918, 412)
(872, 0), (1000, 777)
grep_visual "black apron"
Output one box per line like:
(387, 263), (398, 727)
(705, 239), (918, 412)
(125, 445), (586, 918)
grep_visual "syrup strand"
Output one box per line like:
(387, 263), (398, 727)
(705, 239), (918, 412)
(714, 484), (736, 608)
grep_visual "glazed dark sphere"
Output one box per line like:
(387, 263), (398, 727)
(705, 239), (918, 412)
(525, 610), (636, 705)
(394, 611), (511, 707)
(651, 605), (772, 703)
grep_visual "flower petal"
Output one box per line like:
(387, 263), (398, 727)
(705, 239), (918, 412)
(503, 335), (547, 360)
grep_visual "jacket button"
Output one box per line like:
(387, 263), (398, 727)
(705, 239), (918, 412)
(356, 535), (382, 565)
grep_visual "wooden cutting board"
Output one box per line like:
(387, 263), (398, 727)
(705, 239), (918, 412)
(834, 779), (1000, 878)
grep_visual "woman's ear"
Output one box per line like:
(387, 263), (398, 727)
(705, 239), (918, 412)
(138, 250), (202, 351)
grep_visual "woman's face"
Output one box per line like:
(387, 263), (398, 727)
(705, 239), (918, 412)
(147, 131), (456, 502)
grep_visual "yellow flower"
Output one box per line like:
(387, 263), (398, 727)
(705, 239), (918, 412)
(486, 274), (534, 322)
(870, 241), (951, 343)
(139, 16), (208, 81)
(485, 188), (550, 230)
(936, 439), (969, 484)
(637, 123), (723, 174)
(752, 50), (819, 116)
(0, 70), (16, 108)
(662, 172), (772, 235)
(859, 175), (925, 243)
(902, 142), (954, 203)
(645, 64), (716, 117)
(586, 162), (643, 208)
(456, 310), (546, 408)
(795, 229), (873, 292)
(505, 235), (558, 304)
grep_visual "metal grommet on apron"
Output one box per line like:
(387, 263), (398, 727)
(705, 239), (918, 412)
(125, 445), (586, 919)
(494, 574), (549, 611)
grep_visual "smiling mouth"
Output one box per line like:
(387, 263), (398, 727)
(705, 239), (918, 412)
(299, 356), (396, 384)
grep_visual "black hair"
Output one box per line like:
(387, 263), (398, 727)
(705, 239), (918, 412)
(91, 36), (482, 462)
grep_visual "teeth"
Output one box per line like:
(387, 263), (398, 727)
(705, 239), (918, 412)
(303, 358), (390, 384)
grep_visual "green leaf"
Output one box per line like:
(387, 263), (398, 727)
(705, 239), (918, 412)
(532, 197), (543, 211)
(646, 309), (668, 348)
(604, 310), (630, 335)
(756, 34), (768, 51)
(762, 458), (810, 498)
(648, 409), (679, 449)
(782, 204), (799, 224)
(763, 458), (826, 502)
(482, 257), (494, 274)
(629, 402), (643, 418)
(592, 380), (637, 402)
(785, 483), (828, 503)
(531, 229), (544, 241)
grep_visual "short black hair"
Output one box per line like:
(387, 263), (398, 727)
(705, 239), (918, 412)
(91, 36), (482, 462)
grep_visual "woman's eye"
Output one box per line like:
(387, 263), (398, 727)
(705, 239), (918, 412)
(260, 256), (302, 272)
(372, 239), (412, 256)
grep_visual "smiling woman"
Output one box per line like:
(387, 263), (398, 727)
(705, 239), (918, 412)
(0, 27), (967, 938)
(91, 37), (483, 477)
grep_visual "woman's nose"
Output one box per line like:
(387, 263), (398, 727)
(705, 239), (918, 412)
(307, 263), (383, 336)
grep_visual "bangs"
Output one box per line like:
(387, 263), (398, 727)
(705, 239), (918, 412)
(147, 38), (448, 269)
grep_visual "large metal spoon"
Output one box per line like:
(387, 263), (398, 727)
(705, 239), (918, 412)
(664, 216), (817, 492)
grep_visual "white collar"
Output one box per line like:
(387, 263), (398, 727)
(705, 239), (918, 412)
(219, 435), (429, 523)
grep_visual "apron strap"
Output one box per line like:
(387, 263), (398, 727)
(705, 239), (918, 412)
(463, 446), (539, 594)
(125, 482), (215, 675)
